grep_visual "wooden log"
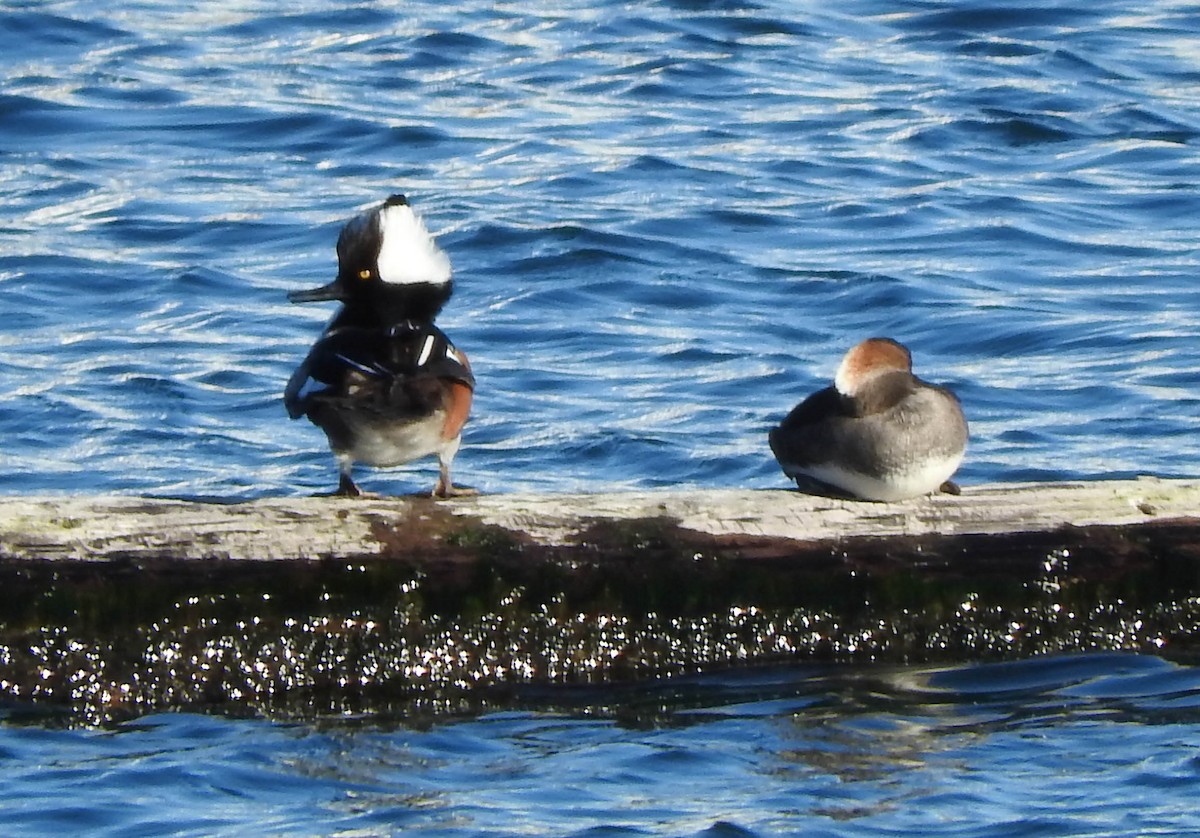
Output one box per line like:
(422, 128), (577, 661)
(1, 477), (1196, 562)
(0, 478), (1198, 723)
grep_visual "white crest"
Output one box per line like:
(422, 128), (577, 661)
(376, 202), (452, 286)
(835, 357), (854, 396)
(834, 356), (863, 397)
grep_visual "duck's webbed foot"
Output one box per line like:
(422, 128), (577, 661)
(316, 471), (377, 498)
(432, 463), (479, 499)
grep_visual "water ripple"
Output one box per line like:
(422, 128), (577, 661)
(4, 654), (1200, 835)
(1, 0), (1198, 500)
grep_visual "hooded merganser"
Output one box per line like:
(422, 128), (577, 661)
(768, 337), (967, 501)
(284, 194), (474, 497)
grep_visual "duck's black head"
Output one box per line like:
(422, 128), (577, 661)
(289, 194), (454, 324)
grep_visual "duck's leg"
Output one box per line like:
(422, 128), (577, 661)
(432, 461), (453, 498)
(432, 383), (477, 498)
(334, 471), (362, 497)
(432, 453), (478, 498)
(321, 455), (368, 497)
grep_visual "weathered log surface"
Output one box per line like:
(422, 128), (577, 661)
(0, 477), (1197, 562)
(0, 478), (1198, 723)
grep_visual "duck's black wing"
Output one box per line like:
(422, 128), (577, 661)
(768, 385), (847, 468)
(284, 322), (473, 421)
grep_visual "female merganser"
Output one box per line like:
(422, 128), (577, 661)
(769, 337), (967, 501)
(284, 194), (474, 497)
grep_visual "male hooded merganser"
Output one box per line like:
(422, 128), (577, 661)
(768, 337), (967, 501)
(284, 194), (474, 497)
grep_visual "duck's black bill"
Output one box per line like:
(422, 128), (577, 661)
(287, 281), (342, 303)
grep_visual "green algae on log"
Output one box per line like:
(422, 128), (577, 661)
(0, 478), (1198, 722)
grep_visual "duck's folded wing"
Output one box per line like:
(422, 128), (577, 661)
(768, 386), (852, 467)
(284, 352), (320, 419)
(283, 328), (381, 419)
(285, 325), (474, 420)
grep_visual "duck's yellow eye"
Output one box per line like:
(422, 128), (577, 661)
(358, 269), (372, 280)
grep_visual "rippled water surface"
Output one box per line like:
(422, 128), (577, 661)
(4, 653), (1200, 836)
(2, 0), (1198, 497)
(3, 0), (1200, 833)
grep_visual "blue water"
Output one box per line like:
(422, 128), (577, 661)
(3, 0), (1199, 498)
(3, 653), (1200, 836)
(3, 0), (1200, 833)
